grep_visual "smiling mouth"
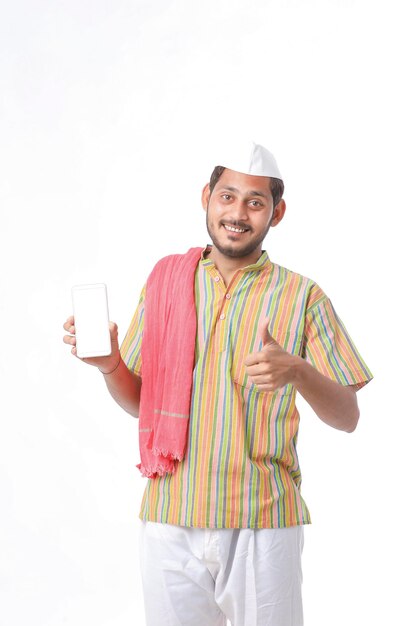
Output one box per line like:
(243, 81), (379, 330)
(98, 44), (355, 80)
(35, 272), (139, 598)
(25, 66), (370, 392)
(223, 224), (250, 234)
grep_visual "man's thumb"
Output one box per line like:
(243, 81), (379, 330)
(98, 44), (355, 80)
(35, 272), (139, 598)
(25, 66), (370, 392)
(260, 318), (276, 348)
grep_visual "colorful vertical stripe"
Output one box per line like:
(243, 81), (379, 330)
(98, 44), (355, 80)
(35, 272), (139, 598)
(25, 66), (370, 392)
(120, 249), (372, 528)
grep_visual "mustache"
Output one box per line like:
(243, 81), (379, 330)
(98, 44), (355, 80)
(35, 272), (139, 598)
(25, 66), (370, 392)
(222, 221), (252, 232)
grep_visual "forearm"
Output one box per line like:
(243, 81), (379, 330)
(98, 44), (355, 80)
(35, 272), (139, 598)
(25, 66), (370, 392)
(292, 357), (359, 432)
(101, 358), (142, 418)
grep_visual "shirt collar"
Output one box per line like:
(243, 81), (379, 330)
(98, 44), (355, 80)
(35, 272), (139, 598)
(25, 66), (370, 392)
(200, 245), (272, 273)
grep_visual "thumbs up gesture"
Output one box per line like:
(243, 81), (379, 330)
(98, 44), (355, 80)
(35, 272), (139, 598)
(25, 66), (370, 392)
(244, 319), (299, 392)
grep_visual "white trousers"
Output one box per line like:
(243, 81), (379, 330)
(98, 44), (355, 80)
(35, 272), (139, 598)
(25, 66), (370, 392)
(139, 521), (304, 626)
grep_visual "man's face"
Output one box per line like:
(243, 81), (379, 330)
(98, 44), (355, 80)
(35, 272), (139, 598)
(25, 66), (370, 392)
(202, 168), (285, 260)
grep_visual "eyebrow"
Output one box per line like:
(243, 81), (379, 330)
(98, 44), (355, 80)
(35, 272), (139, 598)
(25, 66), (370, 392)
(221, 186), (268, 199)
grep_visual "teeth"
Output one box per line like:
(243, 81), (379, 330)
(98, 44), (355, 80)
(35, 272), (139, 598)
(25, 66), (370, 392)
(224, 224), (246, 233)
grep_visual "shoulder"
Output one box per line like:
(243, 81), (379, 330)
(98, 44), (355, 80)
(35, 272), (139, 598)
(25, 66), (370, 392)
(267, 261), (329, 311)
(147, 247), (204, 288)
(151, 247), (203, 272)
(268, 261), (317, 291)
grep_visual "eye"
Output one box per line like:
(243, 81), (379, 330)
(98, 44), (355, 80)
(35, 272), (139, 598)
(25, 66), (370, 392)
(221, 194), (232, 201)
(249, 200), (263, 207)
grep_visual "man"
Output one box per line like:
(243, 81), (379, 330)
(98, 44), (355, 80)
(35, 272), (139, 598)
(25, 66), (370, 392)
(63, 143), (372, 625)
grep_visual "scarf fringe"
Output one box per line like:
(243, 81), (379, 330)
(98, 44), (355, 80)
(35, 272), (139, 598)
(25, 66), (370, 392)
(137, 462), (176, 478)
(136, 448), (185, 478)
(152, 446), (184, 462)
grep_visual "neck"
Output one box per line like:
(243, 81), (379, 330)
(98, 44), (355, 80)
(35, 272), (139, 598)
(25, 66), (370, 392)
(207, 245), (263, 286)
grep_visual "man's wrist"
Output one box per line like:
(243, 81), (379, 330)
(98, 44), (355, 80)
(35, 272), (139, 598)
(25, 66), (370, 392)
(99, 354), (121, 376)
(289, 354), (305, 388)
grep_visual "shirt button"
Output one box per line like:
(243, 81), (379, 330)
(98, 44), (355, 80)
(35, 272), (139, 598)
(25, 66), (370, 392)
(219, 313), (225, 320)
(214, 276), (220, 282)
(225, 293), (231, 300)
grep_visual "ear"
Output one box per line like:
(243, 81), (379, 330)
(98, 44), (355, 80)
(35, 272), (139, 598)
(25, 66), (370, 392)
(270, 199), (286, 227)
(201, 183), (210, 212)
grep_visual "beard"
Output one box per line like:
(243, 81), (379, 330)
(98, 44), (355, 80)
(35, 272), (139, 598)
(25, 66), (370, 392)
(206, 214), (273, 259)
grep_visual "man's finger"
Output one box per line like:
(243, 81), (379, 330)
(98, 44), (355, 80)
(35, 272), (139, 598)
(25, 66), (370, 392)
(109, 321), (119, 338)
(244, 351), (265, 367)
(260, 318), (276, 348)
(63, 317), (75, 332)
(246, 363), (269, 377)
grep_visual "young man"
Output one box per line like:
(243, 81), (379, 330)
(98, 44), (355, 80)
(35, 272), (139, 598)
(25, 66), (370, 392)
(63, 143), (372, 625)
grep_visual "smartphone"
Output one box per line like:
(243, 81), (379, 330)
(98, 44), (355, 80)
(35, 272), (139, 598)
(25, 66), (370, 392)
(71, 283), (111, 358)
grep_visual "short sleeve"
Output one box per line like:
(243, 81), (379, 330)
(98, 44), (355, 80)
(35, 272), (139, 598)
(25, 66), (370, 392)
(302, 284), (373, 390)
(120, 285), (146, 377)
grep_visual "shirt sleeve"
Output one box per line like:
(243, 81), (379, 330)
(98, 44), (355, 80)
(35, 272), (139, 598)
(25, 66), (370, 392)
(302, 284), (373, 390)
(119, 284), (146, 377)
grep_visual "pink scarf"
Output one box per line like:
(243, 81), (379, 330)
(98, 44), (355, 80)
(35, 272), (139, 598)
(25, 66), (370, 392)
(137, 247), (203, 478)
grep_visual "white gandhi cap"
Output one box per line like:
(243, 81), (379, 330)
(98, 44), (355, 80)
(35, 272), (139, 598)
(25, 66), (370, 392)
(215, 141), (282, 180)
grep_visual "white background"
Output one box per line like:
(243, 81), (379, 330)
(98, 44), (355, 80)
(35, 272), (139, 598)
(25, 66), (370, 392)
(1, 0), (415, 624)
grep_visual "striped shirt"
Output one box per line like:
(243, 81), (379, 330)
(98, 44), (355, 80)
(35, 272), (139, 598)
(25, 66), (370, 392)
(121, 249), (372, 528)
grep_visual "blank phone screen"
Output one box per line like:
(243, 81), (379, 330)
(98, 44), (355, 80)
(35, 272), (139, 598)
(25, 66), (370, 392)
(71, 283), (111, 358)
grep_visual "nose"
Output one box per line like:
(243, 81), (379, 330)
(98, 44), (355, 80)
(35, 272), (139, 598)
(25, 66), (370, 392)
(229, 199), (249, 222)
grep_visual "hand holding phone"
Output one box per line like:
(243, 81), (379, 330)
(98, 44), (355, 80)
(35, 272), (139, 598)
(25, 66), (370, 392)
(64, 284), (121, 373)
(71, 283), (111, 358)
